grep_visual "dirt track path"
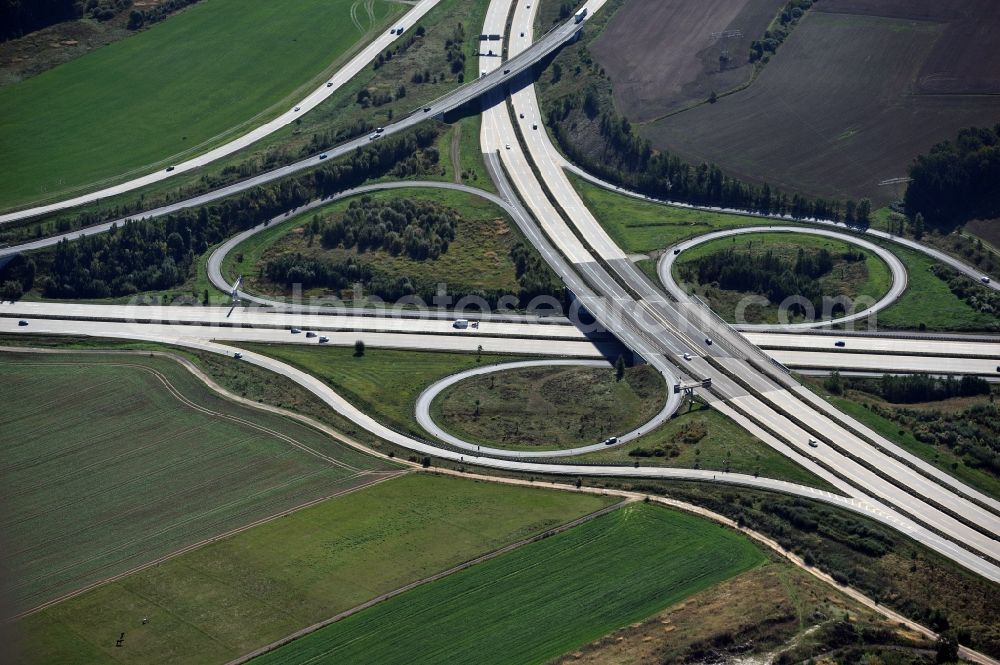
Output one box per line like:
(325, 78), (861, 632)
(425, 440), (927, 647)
(3, 346), (995, 665)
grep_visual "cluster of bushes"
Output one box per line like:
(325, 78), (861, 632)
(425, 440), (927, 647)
(6, 128), (441, 299)
(931, 265), (1000, 317)
(444, 23), (466, 76)
(1, 0), (139, 39)
(319, 197), (457, 259)
(372, 27), (423, 71)
(679, 246), (861, 313)
(748, 0), (814, 63)
(263, 209), (562, 310)
(833, 373), (998, 477)
(40, 220), (200, 298)
(868, 401), (1000, 477)
(628, 445), (680, 458)
(874, 373), (991, 404)
(509, 242), (563, 305)
(356, 85), (406, 109)
(617, 481), (1000, 657)
(264, 254), (411, 297)
(126, 0), (200, 30)
(905, 125), (1000, 230)
(0, 255), (37, 301)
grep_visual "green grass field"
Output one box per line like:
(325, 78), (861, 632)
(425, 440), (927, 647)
(570, 173), (764, 253)
(875, 242), (1000, 331)
(253, 502), (766, 665)
(0, 351), (397, 615)
(0, 0), (404, 209)
(225, 188), (523, 301)
(433, 364), (666, 450)
(238, 344), (534, 437)
(13, 474), (616, 665)
(673, 231), (893, 324)
(573, 175), (997, 331)
(569, 402), (830, 489)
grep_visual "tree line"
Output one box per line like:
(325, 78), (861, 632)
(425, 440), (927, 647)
(547, 95), (866, 224)
(126, 0), (201, 31)
(748, 0), (813, 64)
(832, 372), (991, 404)
(905, 125), (1000, 230)
(6, 128), (441, 299)
(2, 0), (144, 40)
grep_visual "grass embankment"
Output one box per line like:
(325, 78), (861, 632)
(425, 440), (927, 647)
(0, 334), (396, 455)
(803, 377), (1000, 500)
(672, 231), (893, 324)
(571, 174), (762, 252)
(0, 350), (397, 615)
(0, 0), (404, 210)
(238, 343), (535, 437)
(13, 474), (616, 665)
(1, 0), (494, 245)
(875, 242), (1000, 331)
(253, 502), (766, 665)
(573, 176), (999, 330)
(554, 561), (927, 665)
(225, 188), (522, 301)
(435, 113), (493, 188)
(569, 401), (830, 489)
(433, 364), (665, 450)
(624, 479), (1000, 658)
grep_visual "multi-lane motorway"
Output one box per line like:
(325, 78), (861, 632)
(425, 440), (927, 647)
(478, 0), (1000, 579)
(2, 0), (999, 584)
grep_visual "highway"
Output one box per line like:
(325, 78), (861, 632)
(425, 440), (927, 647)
(0, 302), (585, 341)
(560, 144), (1000, 294)
(5, 301), (997, 376)
(0, 315), (603, 356)
(8, 312), (999, 581)
(771, 350), (1000, 376)
(746, 332), (1000, 358)
(0, 4), (587, 228)
(3, 0), (999, 583)
(658, 226), (908, 330)
(482, 0), (1000, 574)
(413, 359), (681, 458)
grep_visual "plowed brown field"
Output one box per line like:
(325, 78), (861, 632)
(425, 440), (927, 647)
(592, 0), (783, 121)
(592, 0), (1000, 205)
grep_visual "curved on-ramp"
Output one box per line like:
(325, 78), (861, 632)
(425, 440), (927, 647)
(414, 359), (681, 458)
(563, 159), (999, 294)
(657, 226), (907, 331)
(21, 323), (992, 582)
(0, 0), (445, 224)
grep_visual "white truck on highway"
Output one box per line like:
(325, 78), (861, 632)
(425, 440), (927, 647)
(574, 8), (587, 23)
